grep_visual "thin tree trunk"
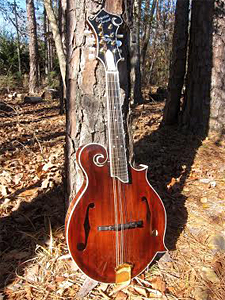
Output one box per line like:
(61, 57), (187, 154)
(43, 8), (48, 76)
(44, 0), (66, 88)
(163, 0), (189, 124)
(26, 0), (39, 94)
(13, 0), (21, 75)
(129, 0), (142, 104)
(141, 0), (157, 69)
(58, 0), (67, 114)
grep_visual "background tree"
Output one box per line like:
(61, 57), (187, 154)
(163, 0), (189, 124)
(164, 0), (225, 139)
(26, 0), (39, 94)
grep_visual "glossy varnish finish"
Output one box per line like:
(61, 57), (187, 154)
(66, 144), (167, 283)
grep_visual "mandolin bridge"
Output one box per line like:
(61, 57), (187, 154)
(98, 220), (143, 232)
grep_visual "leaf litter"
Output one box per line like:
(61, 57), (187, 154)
(0, 97), (225, 299)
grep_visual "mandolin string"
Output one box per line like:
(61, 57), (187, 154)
(108, 72), (120, 267)
(116, 72), (125, 265)
(111, 72), (122, 265)
(114, 71), (125, 265)
(110, 71), (123, 266)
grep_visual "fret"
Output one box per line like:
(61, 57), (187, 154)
(106, 71), (129, 182)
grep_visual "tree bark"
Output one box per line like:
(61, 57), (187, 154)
(26, 0), (39, 94)
(58, 0), (67, 114)
(13, 0), (21, 75)
(208, 0), (225, 139)
(44, 0), (66, 88)
(128, 0), (142, 104)
(181, 0), (214, 136)
(65, 0), (129, 203)
(163, 0), (189, 124)
(141, 0), (157, 70)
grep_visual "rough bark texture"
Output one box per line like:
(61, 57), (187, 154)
(163, 0), (189, 124)
(128, 0), (142, 104)
(209, 1), (225, 139)
(26, 0), (39, 94)
(66, 0), (129, 203)
(181, 0), (214, 136)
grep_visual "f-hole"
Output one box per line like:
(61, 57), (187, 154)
(77, 203), (95, 251)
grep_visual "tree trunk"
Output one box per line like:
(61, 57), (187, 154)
(44, 0), (66, 88)
(141, 0), (157, 70)
(58, 0), (67, 114)
(65, 0), (129, 203)
(43, 8), (48, 76)
(181, 0), (214, 136)
(208, 0), (225, 139)
(13, 0), (21, 75)
(128, 0), (142, 104)
(26, 0), (39, 94)
(163, 0), (189, 124)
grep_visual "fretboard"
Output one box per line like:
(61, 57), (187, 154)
(106, 71), (129, 183)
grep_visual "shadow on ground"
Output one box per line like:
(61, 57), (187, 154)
(0, 184), (65, 289)
(133, 105), (202, 251)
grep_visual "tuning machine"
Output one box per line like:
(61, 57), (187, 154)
(84, 29), (92, 36)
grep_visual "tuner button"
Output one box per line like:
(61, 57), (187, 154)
(108, 24), (113, 29)
(84, 29), (92, 35)
(99, 31), (103, 37)
(86, 37), (96, 46)
(111, 40), (116, 46)
(99, 39), (104, 45)
(117, 34), (124, 39)
(98, 23), (102, 29)
(110, 33), (114, 38)
(88, 53), (95, 60)
(100, 48), (104, 53)
(89, 47), (95, 52)
(116, 40), (122, 47)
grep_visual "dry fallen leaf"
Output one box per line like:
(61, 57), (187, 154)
(149, 276), (166, 294)
(115, 291), (128, 300)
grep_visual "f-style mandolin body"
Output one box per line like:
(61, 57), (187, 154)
(66, 143), (167, 283)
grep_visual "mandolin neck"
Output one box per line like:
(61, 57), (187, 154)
(106, 70), (129, 183)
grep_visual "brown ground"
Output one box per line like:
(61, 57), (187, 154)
(0, 97), (225, 299)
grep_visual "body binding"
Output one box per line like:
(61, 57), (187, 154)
(66, 143), (167, 283)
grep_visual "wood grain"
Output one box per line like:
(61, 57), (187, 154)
(66, 144), (167, 283)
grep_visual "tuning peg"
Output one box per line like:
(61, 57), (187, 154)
(116, 40), (122, 47)
(86, 37), (96, 46)
(117, 34), (124, 39)
(89, 47), (96, 53)
(88, 53), (95, 60)
(84, 29), (92, 35)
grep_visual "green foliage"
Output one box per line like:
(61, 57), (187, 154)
(0, 31), (29, 76)
(47, 71), (60, 89)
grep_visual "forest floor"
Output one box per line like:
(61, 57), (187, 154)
(0, 95), (225, 300)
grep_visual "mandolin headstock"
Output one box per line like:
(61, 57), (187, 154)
(87, 9), (124, 71)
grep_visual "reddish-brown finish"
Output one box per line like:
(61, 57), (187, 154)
(66, 144), (167, 283)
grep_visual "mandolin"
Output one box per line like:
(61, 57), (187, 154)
(65, 8), (167, 285)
